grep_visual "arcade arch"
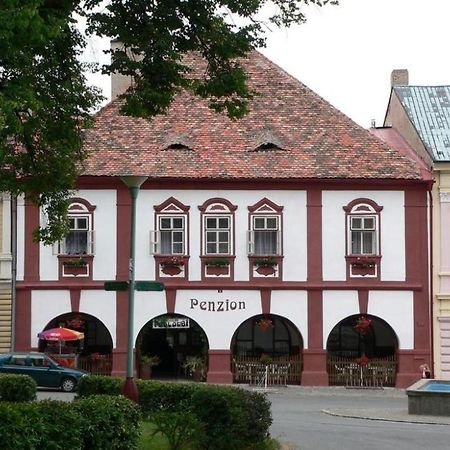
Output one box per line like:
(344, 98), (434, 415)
(136, 313), (209, 380)
(326, 314), (398, 387)
(38, 312), (113, 374)
(231, 314), (303, 385)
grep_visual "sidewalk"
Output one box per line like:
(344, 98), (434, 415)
(256, 385), (450, 425)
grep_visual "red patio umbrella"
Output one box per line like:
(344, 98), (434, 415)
(38, 327), (84, 341)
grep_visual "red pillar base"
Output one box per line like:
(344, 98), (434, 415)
(111, 349), (127, 377)
(301, 349), (329, 386)
(122, 377), (139, 403)
(207, 349), (233, 384)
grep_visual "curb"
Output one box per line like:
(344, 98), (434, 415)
(322, 408), (450, 426)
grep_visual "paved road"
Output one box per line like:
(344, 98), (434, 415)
(37, 386), (450, 450)
(264, 387), (450, 450)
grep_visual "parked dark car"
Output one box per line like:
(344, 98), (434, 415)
(0, 352), (88, 392)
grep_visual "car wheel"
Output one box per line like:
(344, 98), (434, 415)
(61, 377), (76, 392)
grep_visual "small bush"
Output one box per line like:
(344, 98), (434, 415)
(150, 410), (205, 450)
(73, 395), (141, 450)
(0, 402), (43, 449)
(0, 374), (37, 402)
(137, 380), (198, 416)
(76, 374), (122, 397)
(36, 400), (82, 450)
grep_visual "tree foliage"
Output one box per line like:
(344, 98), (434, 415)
(0, 0), (337, 243)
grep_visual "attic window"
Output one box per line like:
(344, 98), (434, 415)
(253, 142), (283, 151)
(164, 143), (191, 151)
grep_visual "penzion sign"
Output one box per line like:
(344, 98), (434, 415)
(189, 298), (246, 312)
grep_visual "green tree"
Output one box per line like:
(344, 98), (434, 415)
(0, 0), (337, 243)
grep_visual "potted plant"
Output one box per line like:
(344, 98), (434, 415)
(139, 354), (160, 379)
(259, 354), (273, 366)
(253, 256), (277, 276)
(183, 356), (207, 382)
(205, 257), (230, 276)
(62, 256), (89, 276)
(160, 255), (185, 276)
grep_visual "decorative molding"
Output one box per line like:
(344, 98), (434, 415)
(439, 192), (450, 203)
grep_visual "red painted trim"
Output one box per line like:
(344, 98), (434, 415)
(14, 289), (31, 351)
(301, 350), (328, 386)
(16, 280), (425, 291)
(307, 188), (322, 282)
(207, 349), (233, 384)
(404, 188), (430, 352)
(154, 196), (190, 213)
(307, 291), (323, 349)
(70, 289), (81, 312)
(358, 290), (369, 314)
(248, 197), (283, 213)
(113, 185), (131, 377)
(24, 199), (40, 282)
(78, 176), (429, 191)
(261, 289), (271, 314)
(198, 197), (237, 212)
(343, 198), (383, 213)
(166, 289), (176, 313)
(68, 197), (96, 212)
(116, 185), (131, 280)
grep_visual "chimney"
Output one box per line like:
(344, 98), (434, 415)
(111, 40), (134, 100)
(391, 69), (409, 87)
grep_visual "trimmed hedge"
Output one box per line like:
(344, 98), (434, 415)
(0, 374), (37, 402)
(0, 395), (140, 450)
(74, 395), (141, 450)
(76, 374), (123, 396)
(77, 377), (272, 449)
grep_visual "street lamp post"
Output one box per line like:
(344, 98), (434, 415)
(120, 175), (148, 402)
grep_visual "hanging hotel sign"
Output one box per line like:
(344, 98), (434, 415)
(152, 317), (190, 329)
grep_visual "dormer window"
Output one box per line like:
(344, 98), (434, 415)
(254, 142), (283, 151)
(162, 134), (191, 151)
(164, 143), (191, 151)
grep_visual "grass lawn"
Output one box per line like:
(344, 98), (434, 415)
(138, 420), (284, 450)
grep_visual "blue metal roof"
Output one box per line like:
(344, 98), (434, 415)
(394, 85), (450, 161)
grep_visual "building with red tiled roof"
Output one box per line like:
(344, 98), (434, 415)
(15, 52), (432, 388)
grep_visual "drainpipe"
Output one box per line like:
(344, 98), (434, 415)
(10, 195), (17, 351)
(428, 189), (434, 378)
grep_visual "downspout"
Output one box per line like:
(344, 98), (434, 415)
(428, 189), (434, 378)
(10, 195), (17, 351)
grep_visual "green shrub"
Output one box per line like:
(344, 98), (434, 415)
(0, 374), (37, 402)
(76, 374), (122, 397)
(36, 400), (82, 450)
(240, 390), (272, 443)
(150, 410), (205, 450)
(0, 402), (43, 449)
(73, 395), (141, 450)
(137, 380), (198, 416)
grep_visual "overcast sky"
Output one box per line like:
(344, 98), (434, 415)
(84, 0), (450, 129)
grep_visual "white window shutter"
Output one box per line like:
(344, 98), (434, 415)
(247, 230), (255, 255)
(88, 231), (95, 255)
(52, 241), (62, 255)
(150, 231), (160, 254)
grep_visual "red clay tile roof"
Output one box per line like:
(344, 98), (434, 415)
(82, 51), (424, 181)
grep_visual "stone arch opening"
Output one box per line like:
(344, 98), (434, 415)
(326, 314), (398, 387)
(136, 313), (209, 381)
(230, 314), (303, 385)
(38, 312), (113, 374)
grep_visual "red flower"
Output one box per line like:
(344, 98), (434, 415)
(353, 316), (372, 335)
(356, 353), (370, 367)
